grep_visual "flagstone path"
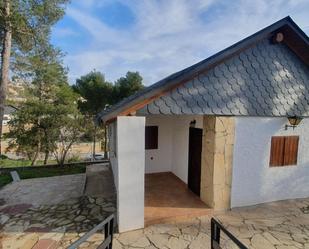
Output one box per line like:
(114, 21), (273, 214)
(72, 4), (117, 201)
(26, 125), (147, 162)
(0, 174), (86, 206)
(0, 164), (308, 248)
(112, 198), (309, 249)
(0, 164), (117, 249)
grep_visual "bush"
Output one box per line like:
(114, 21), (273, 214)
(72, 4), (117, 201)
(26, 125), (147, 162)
(0, 155), (8, 160)
(67, 154), (81, 163)
(0, 172), (12, 188)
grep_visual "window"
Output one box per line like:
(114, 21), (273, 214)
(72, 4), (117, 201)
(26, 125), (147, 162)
(269, 136), (299, 167)
(145, 126), (158, 150)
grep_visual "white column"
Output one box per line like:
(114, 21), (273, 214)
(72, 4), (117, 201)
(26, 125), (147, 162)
(116, 116), (145, 232)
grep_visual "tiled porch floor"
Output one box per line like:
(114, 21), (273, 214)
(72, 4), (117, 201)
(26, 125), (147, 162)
(145, 172), (211, 226)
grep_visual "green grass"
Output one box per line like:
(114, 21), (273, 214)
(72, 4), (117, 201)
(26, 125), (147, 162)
(0, 164), (86, 188)
(0, 158), (57, 168)
(0, 158), (32, 168)
(0, 173), (13, 188)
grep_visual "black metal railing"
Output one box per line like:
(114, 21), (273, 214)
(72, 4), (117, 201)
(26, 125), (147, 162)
(67, 214), (115, 249)
(211, 218), (248, 249)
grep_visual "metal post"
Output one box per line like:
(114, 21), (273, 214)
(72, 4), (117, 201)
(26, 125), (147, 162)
(211, 218), (221, 249)
(109, 218), (114, 249)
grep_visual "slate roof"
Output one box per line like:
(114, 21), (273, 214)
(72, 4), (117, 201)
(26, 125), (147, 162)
(138, 39), (309, 116)
(97, 16), (309, 123)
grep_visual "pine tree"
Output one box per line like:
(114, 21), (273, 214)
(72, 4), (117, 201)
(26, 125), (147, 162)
(0, 0), (69, 154)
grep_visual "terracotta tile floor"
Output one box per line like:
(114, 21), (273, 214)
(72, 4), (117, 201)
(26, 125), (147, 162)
(145, 172), (212, 226)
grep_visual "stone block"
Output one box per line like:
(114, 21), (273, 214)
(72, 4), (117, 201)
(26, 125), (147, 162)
(200, 115), (235, 211)
(215, 118), (227, 132)
(214, 135), (226, 153)
(214, 154), (225, 169)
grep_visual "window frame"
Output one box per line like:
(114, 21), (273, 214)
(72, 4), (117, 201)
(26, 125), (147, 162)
(145, 126), (158, 150)
(269, 135), (299, 167)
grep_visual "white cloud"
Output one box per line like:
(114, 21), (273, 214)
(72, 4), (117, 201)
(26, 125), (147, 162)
(62, 0), (309, 85)
(66, 7), (126, 44)
(52, 27), (79, 38)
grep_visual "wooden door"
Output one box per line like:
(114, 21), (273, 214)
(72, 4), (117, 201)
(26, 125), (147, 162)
(188, 127), (203, 196)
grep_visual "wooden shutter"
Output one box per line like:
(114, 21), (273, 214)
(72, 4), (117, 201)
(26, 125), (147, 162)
(283, 136), (299, 165)
(269, 136), (299, 167)
(145, 126), (158, 150)
(269, 136), (285, 166)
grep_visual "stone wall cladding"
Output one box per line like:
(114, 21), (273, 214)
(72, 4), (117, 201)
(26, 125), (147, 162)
(140, 39), (309, 117)
(200, 115), (235, 210)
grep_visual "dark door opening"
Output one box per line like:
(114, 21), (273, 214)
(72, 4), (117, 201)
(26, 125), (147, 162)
(188, 127), (203, 196)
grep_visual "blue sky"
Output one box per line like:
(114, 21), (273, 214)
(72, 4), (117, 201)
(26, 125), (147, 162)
(51, 0), (309, 85)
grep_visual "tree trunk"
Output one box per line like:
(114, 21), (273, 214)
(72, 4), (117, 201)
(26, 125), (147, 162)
(59, 138), (75, 166)
(0, 0), (12, 155)
(92, 124), (96, 161)
(31, 150), (39, 166)
(27, 152), (32, 161)
(44, 150), (49, 165)
(60, 156), (65, 167)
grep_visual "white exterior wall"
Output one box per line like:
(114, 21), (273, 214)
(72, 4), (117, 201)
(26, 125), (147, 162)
(145, 115), (203, 183)
(231, 117), (309, 208)
(145, 116), (173, 173)
(110, 116), (145, 232)
(171, 116), (203, 183)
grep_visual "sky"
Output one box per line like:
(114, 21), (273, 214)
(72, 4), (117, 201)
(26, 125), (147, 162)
(51, 0), (309, 86)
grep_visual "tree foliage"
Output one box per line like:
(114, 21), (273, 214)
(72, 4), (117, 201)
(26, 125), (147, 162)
(6, 83), (84, 166)
(73, 70), (144, 113)
(1, 0), (68, 54)
(112, 71), (144, 104)
(72, 71), (113, 115)
(0, 0), (69, 154)
(5, 44), (84, 166)
(72, 70), (144, 157)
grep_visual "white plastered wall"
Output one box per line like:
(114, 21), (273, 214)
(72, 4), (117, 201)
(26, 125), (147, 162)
(231, 117), (309, 207)
(109, 116), (145, 232)
(145, 116), (173, 173)
(145, 115), (203, 183)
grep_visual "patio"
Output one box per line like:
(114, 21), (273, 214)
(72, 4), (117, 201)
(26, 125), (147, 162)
(114, 197), (309, 249)
(145, 172), (211, 226)
(1, 165), (308, 248)
(0, 164), (116, 248)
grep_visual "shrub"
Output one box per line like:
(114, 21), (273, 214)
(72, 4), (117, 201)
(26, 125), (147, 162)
(67, 154), (81, 163)
(0, 155), (8, 160)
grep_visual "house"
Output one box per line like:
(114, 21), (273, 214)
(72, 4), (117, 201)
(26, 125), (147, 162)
(97, 16), (309, 233)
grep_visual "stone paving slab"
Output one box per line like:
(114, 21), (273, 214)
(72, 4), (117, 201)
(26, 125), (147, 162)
(0, 164), (117, 249)
(1, 165), (308, 249)
(84, 163), (115, 198)
(0, 174), (86, 206)
(0, 195), (116, 248)
(111, 198), (309, 249)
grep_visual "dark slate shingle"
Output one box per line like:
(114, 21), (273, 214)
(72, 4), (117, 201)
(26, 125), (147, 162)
(138, 39), (309, 117)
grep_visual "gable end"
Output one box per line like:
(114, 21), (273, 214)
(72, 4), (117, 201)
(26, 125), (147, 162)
(139, 39), (309, 117)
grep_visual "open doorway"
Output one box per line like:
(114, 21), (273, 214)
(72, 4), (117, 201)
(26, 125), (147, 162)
(144, 116), (211, 226)
(188, 127), (203, 196)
